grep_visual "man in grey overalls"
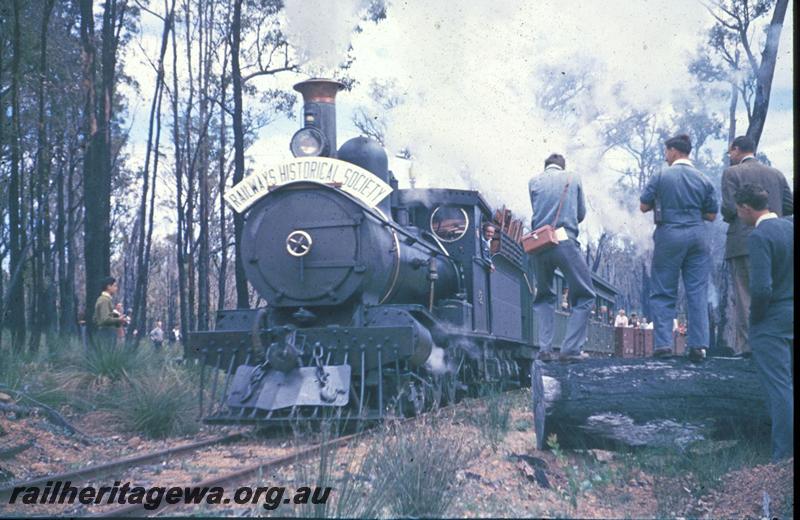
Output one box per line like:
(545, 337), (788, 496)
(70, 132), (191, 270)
(640, 134), (718, 362)
(529, 153), (595, 362)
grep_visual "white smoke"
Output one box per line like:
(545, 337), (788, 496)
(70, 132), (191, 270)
(423, 345), (448, 375)
(282, 0), (371, 75)
(339, 1), (715, 254)
(278, 1), (723, 254)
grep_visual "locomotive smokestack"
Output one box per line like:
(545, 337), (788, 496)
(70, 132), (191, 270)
(290, 78), (344, 158)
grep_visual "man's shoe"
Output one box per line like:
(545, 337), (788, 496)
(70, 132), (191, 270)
(688, 348), (707, 363)
(653, 347), (673, 358)
(559, 352), (589, 363)
(537, 351), (556, 362)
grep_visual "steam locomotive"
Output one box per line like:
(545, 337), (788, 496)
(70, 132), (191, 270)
(188, 79), (618, 424)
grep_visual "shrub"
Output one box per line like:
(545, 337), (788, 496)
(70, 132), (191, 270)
(112, 366), (199, 438)
(376, 419), (476, 518)
(469, 383), (513, 447)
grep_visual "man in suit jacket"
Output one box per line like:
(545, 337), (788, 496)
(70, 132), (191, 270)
(721, 136), (793, 355)
(734, 183), (794, 461)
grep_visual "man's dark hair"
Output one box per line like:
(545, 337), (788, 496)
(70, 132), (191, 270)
(99, 276), (116, 292)
(734, 183), (769, 210)
(544, 153), (566, 169)
(665, 134), (692, 155)
(730, 135), (755, 153)
(482, 221), (497, 231)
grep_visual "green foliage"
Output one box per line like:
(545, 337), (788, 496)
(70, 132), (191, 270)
(469, 383), (513, 448)
(279, 416), (477, 518)
(286, 420), (391, 519)
(545, 434), (620, 512)
(547, 434), (581, 511)
(621, 438), (769, 491)
(0, 339), (202, 439)
(82, 344), (142, 383)
(374, 419), (476, 518)
(112, 365), (199, 439)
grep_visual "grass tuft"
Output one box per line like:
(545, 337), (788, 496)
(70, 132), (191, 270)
(469, 383), (513, 448)
(112, 366), (199, 439)
(375, 418), (476, 518)
(82, 344), (142, 383)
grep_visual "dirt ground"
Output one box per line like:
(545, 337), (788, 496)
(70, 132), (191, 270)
(0, 409), (232, 485)
(1, 390), (794, 518)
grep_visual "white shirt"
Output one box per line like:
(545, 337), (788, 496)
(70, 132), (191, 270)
(755, 212), (778, 228)
(614, 315), (629, 327)
(671, 158), (693, 167)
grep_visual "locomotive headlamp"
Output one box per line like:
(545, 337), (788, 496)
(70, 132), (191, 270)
(290, 127), (326, 157)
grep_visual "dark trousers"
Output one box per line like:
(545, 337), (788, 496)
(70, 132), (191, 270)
(531, 239), (596, 355)
(728, 255), (751, 354)
(91, 327), (118, 349)
(650, 225), (710, 350)
(750, 306), (793, 461)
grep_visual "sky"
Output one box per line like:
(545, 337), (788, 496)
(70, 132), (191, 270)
(121, 0), (793, 250)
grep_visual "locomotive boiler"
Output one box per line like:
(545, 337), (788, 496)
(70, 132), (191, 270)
(188, 78), (618, 424)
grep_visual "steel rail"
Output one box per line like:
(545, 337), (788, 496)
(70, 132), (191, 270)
(0, 432), (243, 498)
(93, 395), (481, 518)
(91, 429), (364, 518)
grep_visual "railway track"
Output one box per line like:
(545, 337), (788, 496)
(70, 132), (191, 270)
(3, 389), (519, 517)
(0, 432), (244, 499)
(93, 429), (364, 517)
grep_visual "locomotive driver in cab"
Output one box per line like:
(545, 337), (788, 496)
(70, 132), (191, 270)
(528, 153), (595, 362)
(640, 134), (718, 363)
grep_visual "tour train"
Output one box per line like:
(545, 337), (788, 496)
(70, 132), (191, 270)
(187, 79), (619, 424)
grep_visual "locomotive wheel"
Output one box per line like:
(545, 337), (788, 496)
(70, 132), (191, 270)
(394, 380), (426, 417)
(461, 360), (484, 398)
(441, 347), (465, 405)
(439, 372), (459, 406)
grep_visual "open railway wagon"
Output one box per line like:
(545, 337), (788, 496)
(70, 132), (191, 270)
(186, 78), (619, 426)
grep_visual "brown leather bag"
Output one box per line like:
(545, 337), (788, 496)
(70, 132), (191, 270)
(522, 178), (571, 254)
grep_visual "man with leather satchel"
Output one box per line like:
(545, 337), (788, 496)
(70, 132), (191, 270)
(525, 153), (595, 362)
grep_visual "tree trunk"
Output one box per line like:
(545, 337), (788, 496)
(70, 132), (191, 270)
(56, 142), (68, 335)
(183, 1), (197, 332)
(79, 0), (103, 337)
(0, 10), (5, 351)
(128, 1), (173, 344)
(531, 357), (769, 450)
(746, 0), (789, 147)
(8, 0), (27, 351)
(171, 13), (189, 350)
(196, 0), (213, 331)
(217, 53), (230, 314)
(60, 129), (79, 336)
(726, 81), (738, 152)
(29, 0), (56, 352)
(231, 0), (249, 308)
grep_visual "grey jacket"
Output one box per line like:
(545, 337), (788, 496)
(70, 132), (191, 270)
(721, 157), (793, 259)
(528, 165), (586, 240)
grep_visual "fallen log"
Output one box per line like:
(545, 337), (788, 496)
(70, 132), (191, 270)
(531, 357), (770, 449)
(0, 384), (92, 441)
(0, 440), (33, 460)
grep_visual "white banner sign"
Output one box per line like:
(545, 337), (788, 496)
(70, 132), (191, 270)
(224, 157), (393, 213)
